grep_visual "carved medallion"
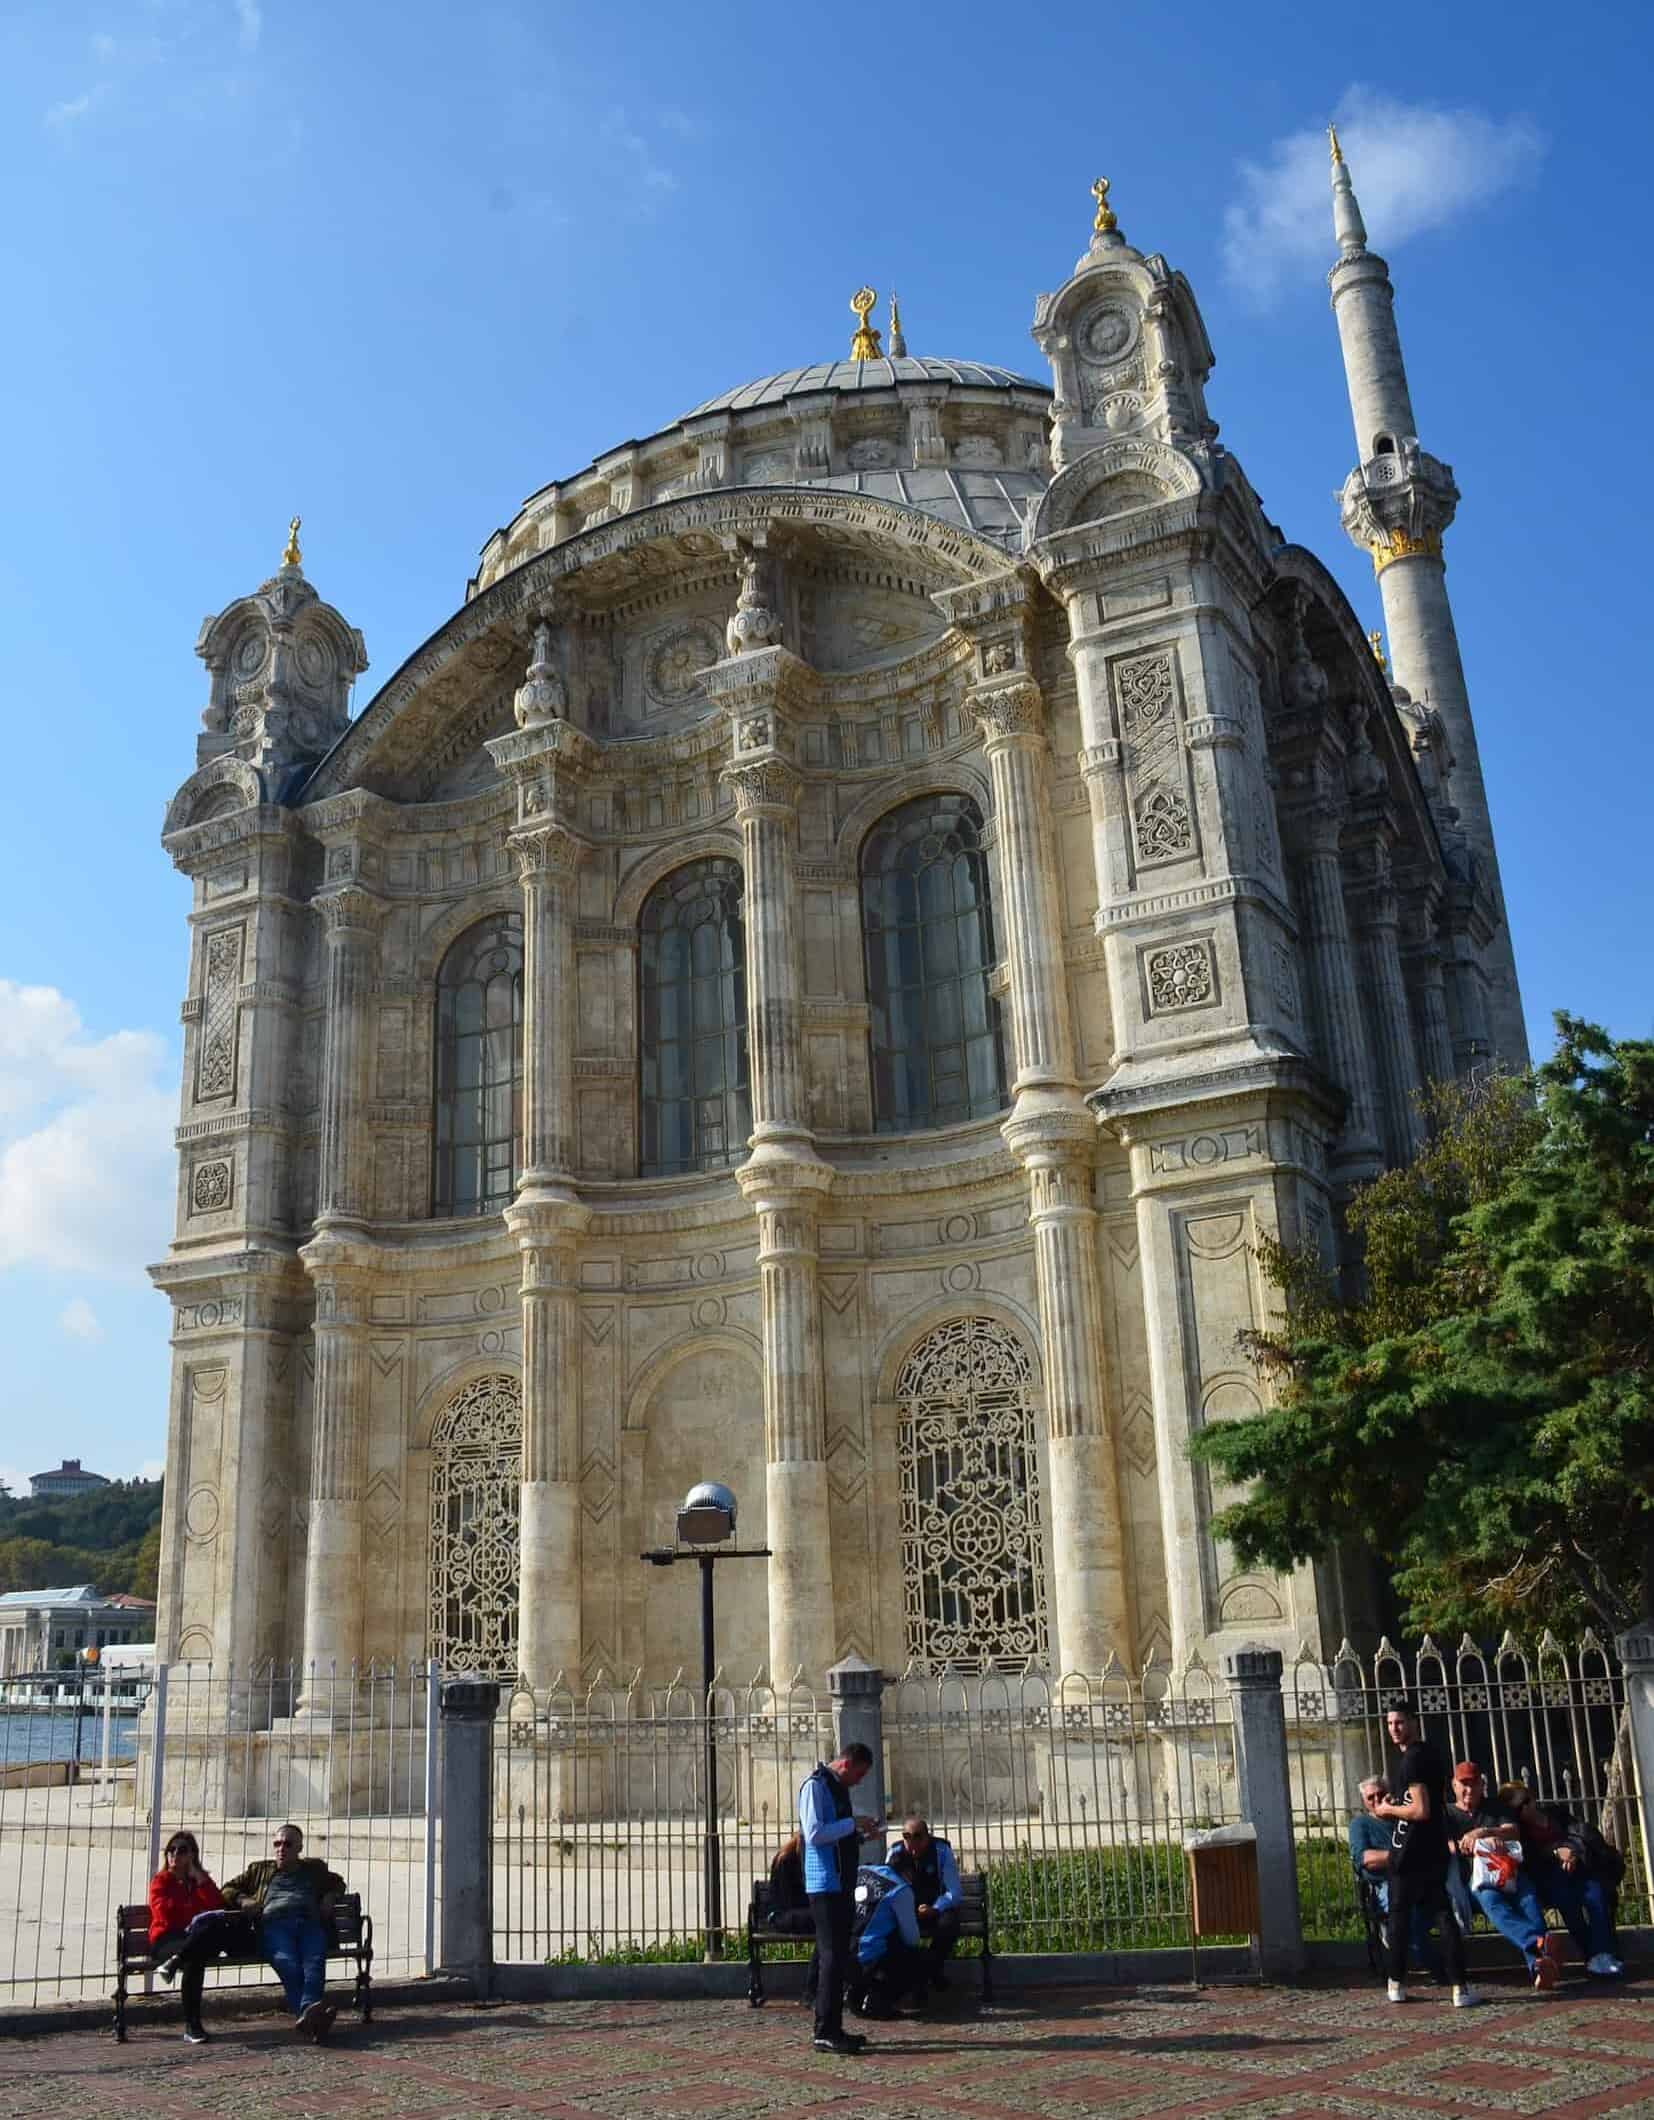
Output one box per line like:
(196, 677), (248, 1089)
(1080, 302), (1137, 364)
(644, 621), (722, 708)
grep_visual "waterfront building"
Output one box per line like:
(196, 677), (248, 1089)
(0, 1588), (154, 1678)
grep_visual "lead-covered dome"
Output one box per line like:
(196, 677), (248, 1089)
(472, 350), (1054, 596)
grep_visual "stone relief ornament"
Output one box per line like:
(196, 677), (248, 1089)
(953, 435), (1003, 467)
(1114, 650), (1176, 731)
(845, 438), (895, 471)
(724, 547), (783, 656)
(741, 450), (794, 484)
(1134, 782), (1193, 861)
(513, 619), (568, 728)
(1145, 939), (1216, 1013)
(191, 1158), (232, 1213)
(196, 926), (243, 1101)
(645, 621), (722, 707)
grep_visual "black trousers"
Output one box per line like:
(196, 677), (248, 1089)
(807, 1890), (853, 2040)
(850, 1938), (925, 2012)
(1386, 1868), (1465, 1985)
(917, 1905), (961, 1973)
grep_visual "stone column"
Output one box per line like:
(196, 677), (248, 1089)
(720, 679), (837, 1688)
(1223, 1647), (1305, 1977)
(439, 1677), (499, 1994)
(1402, 886), (1456, 1087)
(1288, 809), (1383, 1184)
(1349, 841), (1425, 1164)
(829, 1654), (888, 1865)
(298, 882), (383, 1709)
(488, 696), (598, 1695)
(1614, 1628), (1654, 1907)
(972, 669), (1132, 1672)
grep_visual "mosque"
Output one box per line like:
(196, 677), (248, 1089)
(151, 144), (1526, 1703)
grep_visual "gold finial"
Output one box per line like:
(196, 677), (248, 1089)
(1368, 628), (1387, 673)
(888, 289), (907, 359)
(282, 514), (302, 568)
(1328, 123), (1344, 167)
(849, 285), (882, 362)
(1091, 176), (1117, 236)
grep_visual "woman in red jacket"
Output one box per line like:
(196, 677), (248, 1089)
(148, 1831), (224, 2043)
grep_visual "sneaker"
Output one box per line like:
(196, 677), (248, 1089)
(183, 2022), (210, 2045)
(813, 2033), (865, 2055)
(1452, 1985), (1483, 2009)
(310, 2003), (338, 2042)
(1386, 1979), (1407, 2004)
(1534, 1932), (1564, 1991)
(295, 2001), (326, 2036)
(1586, 1952), (1624, 1977)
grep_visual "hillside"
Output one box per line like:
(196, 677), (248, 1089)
(0, 1479), (164, 1600)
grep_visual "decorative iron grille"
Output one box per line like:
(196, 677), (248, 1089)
(896, 1316), (1049, 1669)
(428, 1373), (522, 1678)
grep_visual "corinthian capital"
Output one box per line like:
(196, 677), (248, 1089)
(722, 755), (801, 818)
(509, 819), (586, 879)
(970, 675), (1046, 749)
(313, 882), (385, 939)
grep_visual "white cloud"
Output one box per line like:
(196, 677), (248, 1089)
(59, 1297), (105, 1343)
(599, 107), (678, 201)
(44, 89), (99, 128)
(233, 0), (261, 52)
(0, 982), (175, 1283)
(1223, 88), (1545, 303)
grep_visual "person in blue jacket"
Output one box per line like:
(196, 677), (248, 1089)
(847, 1856), (925, 2017)
(797, 1743), (879, 2054)
(897, 1816), (963, 1990)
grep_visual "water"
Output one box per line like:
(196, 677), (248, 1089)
(0, 1703), (141, 1766)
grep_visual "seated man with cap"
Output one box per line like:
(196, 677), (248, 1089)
(895, 1815), (964, 1991)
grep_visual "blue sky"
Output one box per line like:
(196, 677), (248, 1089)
(1, 1), (1649, 1493)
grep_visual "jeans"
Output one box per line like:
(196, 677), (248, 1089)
(1531, 1858), (1615, 1959)
(262, 1914), (329, 2015)
(1386, 1869), (1466, 1986)
(1458, 1868), (1550, 1968)
(807, 1891), (853, 2041)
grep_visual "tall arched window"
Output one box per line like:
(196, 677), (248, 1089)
(861, 793), (1006, 1133)
(639, 857), (750, 1177)
(427, 1373), (522, 1679)
(896, 1317), (1049, 1670)
(433, 914), (523, 1217)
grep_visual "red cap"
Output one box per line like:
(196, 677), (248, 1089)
(1452, 1761), (1481, 1780)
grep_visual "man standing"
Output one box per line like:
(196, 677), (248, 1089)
(1348, 1776), (1443, 1981)
(897, 1816), (963, 1992)
(221, 1823), (346, 2038)
(1373, 1700), (1480, 2008)
(798, 1742), (878, 2055)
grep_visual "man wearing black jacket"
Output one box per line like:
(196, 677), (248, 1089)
(1373, 1701), (1480, 2009)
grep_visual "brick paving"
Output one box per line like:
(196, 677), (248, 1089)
(2, 1974), (1651, 2118)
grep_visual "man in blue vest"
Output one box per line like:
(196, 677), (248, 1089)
(798, 1742), (878, 2054)
(848, 1855), (925, 2017)
(897, 1815), (963, 1991)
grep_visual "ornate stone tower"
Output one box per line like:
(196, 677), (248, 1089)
(1326, 133), (1527, 1066)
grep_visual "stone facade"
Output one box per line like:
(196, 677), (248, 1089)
(149, 164), (1523, 1700)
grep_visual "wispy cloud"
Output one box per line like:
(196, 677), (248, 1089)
(233, 0), (261, 52)
(1224, 88), (1545, 304)
(0, 982), (174, 1283)
(60, 1297), (105, 1343)
(45, 87), (104, 128)
(600, 106), (678, 200)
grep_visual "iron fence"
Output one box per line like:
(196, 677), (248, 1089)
(495, 1673), (834, 1964)
(1285, 1632), (1650, 1942)
(883, 1659), (1239, 1954)
(0, 1661), (438, 2004)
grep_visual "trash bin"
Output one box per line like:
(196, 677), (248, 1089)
(1183, 1822), (1261, 1986)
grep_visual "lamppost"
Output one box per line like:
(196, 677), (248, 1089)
(642, 1482), (770, 1961)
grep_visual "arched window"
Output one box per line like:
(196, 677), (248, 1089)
(896, 1317), (1049, 1670)
(861, 794), (1006, 1133)
(639, 857), (750, 1178)
(434, 914), (523, 1217)
(427, 1373), (522, 1679)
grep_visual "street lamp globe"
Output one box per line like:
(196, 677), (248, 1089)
(677, 1481), (737, 1545)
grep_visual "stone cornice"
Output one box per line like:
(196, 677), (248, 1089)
(163, 803), (302, 876)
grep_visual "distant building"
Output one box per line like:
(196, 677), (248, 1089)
(0, 1586), (155, 1676)
(27, 1459), (110, 1500)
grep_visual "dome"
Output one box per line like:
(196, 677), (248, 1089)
(682, 356), (1047, 419)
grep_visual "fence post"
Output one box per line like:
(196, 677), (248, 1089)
(1223, 1647), (1305, 1978)
(438, 1678), (498, 1995)
(1615, 1627), (1654, 1897)
(829, 1654), (888, 1859)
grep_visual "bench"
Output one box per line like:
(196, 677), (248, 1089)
(112, 1894), (373, 2041)
(745, 1872), (992, 2008)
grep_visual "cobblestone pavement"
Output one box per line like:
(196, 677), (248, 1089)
(3, 1976), (1652, 2118)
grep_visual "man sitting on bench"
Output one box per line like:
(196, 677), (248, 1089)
(221, 1823), (347, 2039)
(896, 1816), (963, 1992)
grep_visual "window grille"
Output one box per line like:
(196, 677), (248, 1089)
(896, 1316), (1049, 1670)
(427, 1373), (522, 1679)
(860, 794), (1006, 1133)
(433, 914), (523, 1217)
(639, 857), (750, 1177)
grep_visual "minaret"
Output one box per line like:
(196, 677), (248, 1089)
(1326, 127), (1528, 1067)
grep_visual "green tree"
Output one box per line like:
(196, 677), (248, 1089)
(1189, 1018), (1654, 1639)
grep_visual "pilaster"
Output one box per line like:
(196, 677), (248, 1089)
(293, 1246), (379, 1707)
(311, 882), (386, 1229)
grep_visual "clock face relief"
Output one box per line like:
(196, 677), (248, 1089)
(1081, 303), (1136, 364)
